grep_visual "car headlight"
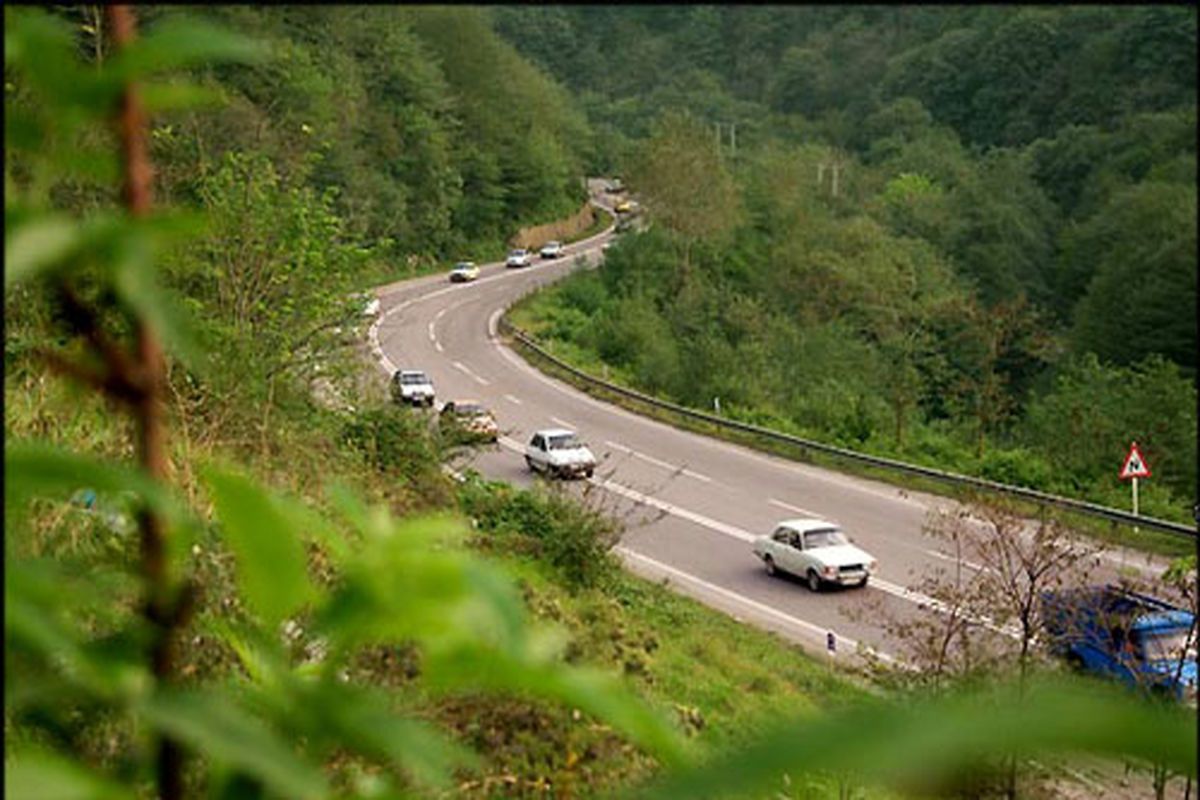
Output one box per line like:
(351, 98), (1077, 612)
(822, 565), (837, 578)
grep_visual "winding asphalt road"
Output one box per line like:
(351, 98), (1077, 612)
(368, 180), (1169, 664)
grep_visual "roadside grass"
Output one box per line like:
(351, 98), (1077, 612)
(502, 301), (1195, 561)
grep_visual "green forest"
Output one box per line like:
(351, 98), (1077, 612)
(5, 5), (1197, 799)
(499, 5), (1198, 522)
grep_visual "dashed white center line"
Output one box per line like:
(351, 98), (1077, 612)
(434, 341), (444, 352)
(769, 498), (820, 517)
(604, 440), (711, 482)
(427, 321), (436, 341)
(504, 394), (523, 405)
(472, 374), (491, 386)
(452, 361), (472, 375)
(551, 416), (575, 429)
(434, 308), (447, 321)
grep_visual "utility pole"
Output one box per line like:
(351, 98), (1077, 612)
(730, 122), (736, 157)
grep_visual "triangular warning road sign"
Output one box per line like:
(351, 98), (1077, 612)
(1119, 442), (1151, 480)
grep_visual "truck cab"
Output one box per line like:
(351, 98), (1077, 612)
(1041, 585), (1197, 703)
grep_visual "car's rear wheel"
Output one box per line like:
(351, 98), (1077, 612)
(764, 555), (777, 577)
(585, 468), (594, 478)
(806, 569), (822, 593)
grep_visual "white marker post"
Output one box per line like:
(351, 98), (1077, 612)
(1118, 441), (1152, 535)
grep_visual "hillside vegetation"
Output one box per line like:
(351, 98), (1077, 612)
(497, 6), (1197, 522)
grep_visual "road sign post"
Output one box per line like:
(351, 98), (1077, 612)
(1118, 441), (1151, 535)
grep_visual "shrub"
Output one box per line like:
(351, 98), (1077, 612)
(457, 476), (620, 589)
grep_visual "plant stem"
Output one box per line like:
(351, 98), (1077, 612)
(107, 6), (182, 799)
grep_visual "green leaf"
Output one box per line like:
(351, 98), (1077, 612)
(4, 749), (129, 800)
(629, 676), (1198, 799)
(5, 442), (193, 533)
(106, 15), (267, 82)
(140, 688), (328, 799)
(4, 215), (82, 286)
(111, 231), (205, 370)
(425, 642), (689, 769)
(141, 80), (225, 113)
(203, 466), (315, 628)
(318, 685), (478, 790)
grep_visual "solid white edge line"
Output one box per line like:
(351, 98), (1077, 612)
(504, 394), (522, 405)
(551, 416), (574, 429)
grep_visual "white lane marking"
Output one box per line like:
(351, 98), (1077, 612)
(769, 498), (821, 517)
(434, 341), (444, 353)
(926, 548), (989, 573)
(451, 360), (489, 385)
(604, 440), (711, 482)
(452, 361), (471, 374)
(551, 416), (575, 429)
(434, 308), (447, 321)
(504, 394), (523, 405)
(473, 374), (491, 386)
(427, 321), (436, 341)
(614, 546), (896, 665)
(488, 308), (503, 338)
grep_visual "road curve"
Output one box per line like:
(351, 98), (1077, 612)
(368, 179), (1169, 664)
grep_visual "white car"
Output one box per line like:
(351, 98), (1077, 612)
(752, 519), (877, 591)
(449, 261), (479, 282)
(391, 369), (436, 407)
(525, 428), (596, 479)
(539, 241), (564, 259)
(505, 248), (532, 268)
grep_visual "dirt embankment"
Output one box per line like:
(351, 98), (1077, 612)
(510, 201), (595, 250)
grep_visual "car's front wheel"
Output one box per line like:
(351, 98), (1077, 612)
(806, 569), (822, 593)
(763, 555), (777, 577)
(525, 456), (536, 472)
(585, 467), (594, 479)
(856, 577), (869, 588)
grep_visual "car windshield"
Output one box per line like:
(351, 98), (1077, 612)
(509, 250), (525, 257)
(1140, 630), (1196, 663)
(545, 242), (559, 248)
(803, 528), (849, 548)
(453, 262), (474, 270)
(400, 373), (428, 385)
(548, 434), (582, 450)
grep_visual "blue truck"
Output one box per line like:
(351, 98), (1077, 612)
(1040, 585), (1197, 703)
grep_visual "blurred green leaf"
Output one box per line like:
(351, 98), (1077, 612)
(4, 8), (120, 113)
(426, 642), (689, 769)
(141, 80), (225, 113)
(5, 442), (194, 535)
(318, 684), (479, 790)
(203, 466), (315, 628)
(4, 749), (129, 800)
(140, 688), (328, 799)
(4, 215), (82, 286)
(629, 676), (1197, 799)
(106, 15), (268, 81)
(111, 231), (205, 370)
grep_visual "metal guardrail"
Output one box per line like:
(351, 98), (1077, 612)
(497, 315), (1197, 539)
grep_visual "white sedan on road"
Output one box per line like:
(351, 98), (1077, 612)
(752, 519), (877, 591)
(505, 248), (532, 268)
(525, 428), (596, 479)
